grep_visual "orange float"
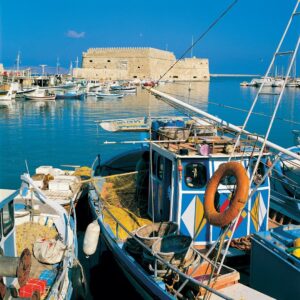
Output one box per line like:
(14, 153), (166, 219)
(204, 162), (250, 227)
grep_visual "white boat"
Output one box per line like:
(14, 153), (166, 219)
(96, 92), (124, 99)
(0, 179), (87, 299)
(272, 78), (284, 87)
(98, 116), (194, 132)
(25, 88), (56, 101)
(27, 165), (89, 207)
(110, 85), (137, 93)
(0, 88), (14, 101)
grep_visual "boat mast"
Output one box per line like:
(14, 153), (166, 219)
(16, 51), (21, 72)
(56, 57), (60, 75)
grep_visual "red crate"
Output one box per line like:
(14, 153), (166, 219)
(19, 278), (47, 298)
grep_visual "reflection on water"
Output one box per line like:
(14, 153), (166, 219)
(0, 78), (299, 188)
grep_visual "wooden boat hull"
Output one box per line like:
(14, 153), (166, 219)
(24, 95), (56, 101)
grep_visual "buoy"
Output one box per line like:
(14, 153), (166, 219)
(204, 162), (250, 227)
(83, 220), (100, 256)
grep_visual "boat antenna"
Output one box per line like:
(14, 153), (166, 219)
(16, 51), (21, 72)
(157, 0), (239, 83)
(56, 57), (60, 75)
(25, 160), (30, 176)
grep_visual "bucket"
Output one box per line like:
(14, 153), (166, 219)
(135, 222), (178, 248)
(152, 235), (193, 266)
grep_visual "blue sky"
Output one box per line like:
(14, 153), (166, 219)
(0, 0), (297, 74)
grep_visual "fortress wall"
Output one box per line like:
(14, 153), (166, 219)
(78, 47), (209, 81)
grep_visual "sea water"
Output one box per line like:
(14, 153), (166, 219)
(0, 77), (299, 189)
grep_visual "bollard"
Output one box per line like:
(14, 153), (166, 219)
(0, 248), (31, 287)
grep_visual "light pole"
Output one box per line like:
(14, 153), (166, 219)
(39, 64), (47, 87)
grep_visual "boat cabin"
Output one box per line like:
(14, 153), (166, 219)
(0, 190), (18, 286)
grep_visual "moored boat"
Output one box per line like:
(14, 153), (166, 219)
(25, 88), (56, 101)
(55, 89), (85, 100)
(0, 181), (87, 299)
(96, 92), (124, 99)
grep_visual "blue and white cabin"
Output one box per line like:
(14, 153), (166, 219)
(149, 136), (270, 245)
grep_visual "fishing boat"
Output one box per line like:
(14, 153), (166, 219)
(110, 85), (137, 93)
(84, 2), (300, 299)
(97, 116), (192, 132)
(87, 90), (278, 298)
(0, 180), (87, 299)
(55, 89), (85, 100)
(24, 165), (90, 208)
(24, 88), (56, 101)
(270, 141), (300, 223)
(96, 92), (124, 99)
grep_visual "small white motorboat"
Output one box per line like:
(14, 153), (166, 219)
(25, 88), (56, 101)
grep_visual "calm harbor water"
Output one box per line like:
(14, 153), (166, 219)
(1, 77), (300, 299)
(1, 77), (299, 189)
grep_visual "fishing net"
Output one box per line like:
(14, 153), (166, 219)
(16, 222), (58, 256)
(97, 172), (151, 240)
(73, 166), (92, 179)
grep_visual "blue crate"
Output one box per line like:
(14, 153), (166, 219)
(39, 270), (57, 286)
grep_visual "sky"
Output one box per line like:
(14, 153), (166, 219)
(0, 0), (298, 74)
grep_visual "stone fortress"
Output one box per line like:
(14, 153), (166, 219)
(73, 47), (209, 81)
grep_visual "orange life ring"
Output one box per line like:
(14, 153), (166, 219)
(204, 162), (250, 227)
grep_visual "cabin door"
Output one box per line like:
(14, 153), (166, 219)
(149, 152), (172, 221)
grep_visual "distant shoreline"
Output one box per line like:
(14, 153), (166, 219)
(210, 74), (260, 77)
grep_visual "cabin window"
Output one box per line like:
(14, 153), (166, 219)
(193, 76), (197, 79)
(2, 202), (14, 237)
(89, 60), (93, 63)
(133, 76), (137, 78)
(185, 163), (207, 188)
(107, 60), (111, 62)
(173, 76), (178, 79)
(157, 156), (164, 180)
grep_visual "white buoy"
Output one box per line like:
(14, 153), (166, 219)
(83, 220), (100, 256)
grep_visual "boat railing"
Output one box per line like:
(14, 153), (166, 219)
(94, 194), (233, 300)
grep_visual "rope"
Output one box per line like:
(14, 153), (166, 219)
(157, 0), (239, 83)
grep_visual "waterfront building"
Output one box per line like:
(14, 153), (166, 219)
(73, 47), (209, 81)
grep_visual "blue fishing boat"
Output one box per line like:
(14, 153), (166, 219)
(86, 92), (276, 298)
(83, 2), (300, 299)
(0, 171), (87, 299)
(55, 89), (85, 100)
